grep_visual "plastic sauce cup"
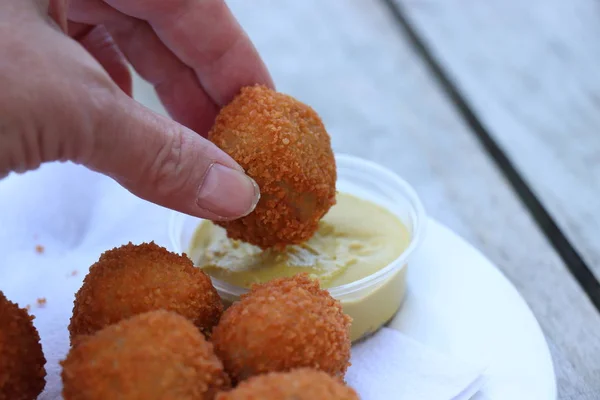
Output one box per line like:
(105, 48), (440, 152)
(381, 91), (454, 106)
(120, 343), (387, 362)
(169, 153), (427, 342)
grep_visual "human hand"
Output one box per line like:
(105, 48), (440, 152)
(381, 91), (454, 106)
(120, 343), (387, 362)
(0, 0), (273, 220)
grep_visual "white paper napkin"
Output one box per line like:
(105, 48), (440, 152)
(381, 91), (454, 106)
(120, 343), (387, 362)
(347, 328), (486, 400)
(0, 163), (485, 399)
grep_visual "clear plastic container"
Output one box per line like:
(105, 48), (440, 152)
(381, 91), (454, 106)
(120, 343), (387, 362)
(168, 153), (427, 342)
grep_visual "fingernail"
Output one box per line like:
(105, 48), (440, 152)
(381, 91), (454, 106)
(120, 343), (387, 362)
(197, 163), (260, 219)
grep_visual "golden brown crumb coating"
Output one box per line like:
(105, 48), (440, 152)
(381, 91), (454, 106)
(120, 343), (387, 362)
(211, 274), (351, 383)
(61, 310), (231, 400)
(69, 242), (223, 341)
(208, 85), (337, 249)
(215, 368), (359, 400)
(0, 291), (46, 400)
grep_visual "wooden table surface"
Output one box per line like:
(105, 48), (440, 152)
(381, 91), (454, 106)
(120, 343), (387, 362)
(133, 1), (600, 398)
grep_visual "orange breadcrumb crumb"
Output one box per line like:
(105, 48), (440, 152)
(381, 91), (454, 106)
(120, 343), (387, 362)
(215, 368), (359, 400)
(35, 245), (44, 254)
(208, 85), (337, 249)
(212, 274), (352, 383)
(61, 310), (230, 400)
(36, 298), (46, 307)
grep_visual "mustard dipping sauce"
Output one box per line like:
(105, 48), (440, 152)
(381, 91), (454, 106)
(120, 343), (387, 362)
(190, 192), (409, 288)
(188, 192), (411, 341)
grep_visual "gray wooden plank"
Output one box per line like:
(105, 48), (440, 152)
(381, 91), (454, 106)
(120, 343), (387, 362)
(394, 0), (600, 281)
(132, 0), (600, 397)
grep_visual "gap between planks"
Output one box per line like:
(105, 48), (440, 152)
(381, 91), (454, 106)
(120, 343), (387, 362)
(379, 0), (600, 310)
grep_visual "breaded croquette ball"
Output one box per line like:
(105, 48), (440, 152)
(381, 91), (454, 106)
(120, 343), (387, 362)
(61, 310), (231, 400)
(69, 242), (223, 341)
(215, 368), (359, 400)
(208, 85), (337, 249)
(212, 274), (351, 383)
(0, 291), (46, 400)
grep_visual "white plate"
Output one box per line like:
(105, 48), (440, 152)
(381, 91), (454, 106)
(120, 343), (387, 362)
(390, 218), (556, 400)
(0, 164), (556, 399)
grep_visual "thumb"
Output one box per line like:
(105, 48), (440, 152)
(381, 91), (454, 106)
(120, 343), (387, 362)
(85, 93), (260, 221)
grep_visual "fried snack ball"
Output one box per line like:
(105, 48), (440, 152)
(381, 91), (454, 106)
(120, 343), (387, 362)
(208, 85), (337, 249)
(0, 291), (46, 400)
(69, 242), (222, 341)
(61, 310), (231, 400)
(212, 274), (351, 383)
(215, 368), (359, 400)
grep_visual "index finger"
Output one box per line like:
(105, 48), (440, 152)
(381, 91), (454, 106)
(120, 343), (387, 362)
(103, 0), (273, 106)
